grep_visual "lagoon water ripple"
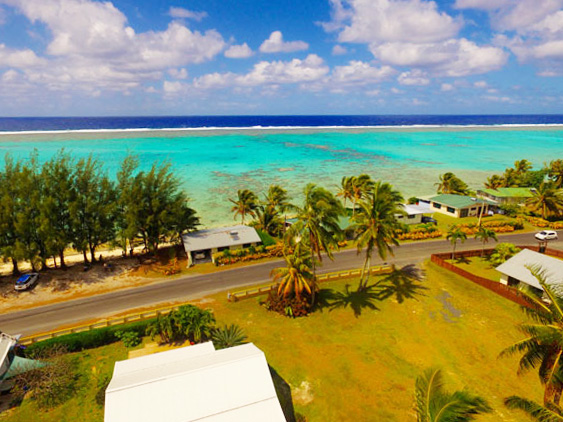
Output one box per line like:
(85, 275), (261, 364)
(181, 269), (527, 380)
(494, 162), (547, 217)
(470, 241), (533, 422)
(0, 127), (561, 227)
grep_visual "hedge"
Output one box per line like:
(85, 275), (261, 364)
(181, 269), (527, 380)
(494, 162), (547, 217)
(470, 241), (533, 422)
(256, 229), (277, 247)
(22, 318), (156, 357)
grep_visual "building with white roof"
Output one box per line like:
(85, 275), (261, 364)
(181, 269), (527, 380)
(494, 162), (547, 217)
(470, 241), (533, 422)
(104, 342), (287, 422)
(394, 203), (430, 225)
(182, 225), (262, 266)
(496, 249), (563, 293)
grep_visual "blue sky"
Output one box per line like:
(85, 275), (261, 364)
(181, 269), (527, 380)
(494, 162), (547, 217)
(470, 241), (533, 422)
(0, 0), (562, 116)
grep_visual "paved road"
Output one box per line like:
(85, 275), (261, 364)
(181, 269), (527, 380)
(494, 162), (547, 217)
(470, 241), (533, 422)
(1, 232), (560, 336)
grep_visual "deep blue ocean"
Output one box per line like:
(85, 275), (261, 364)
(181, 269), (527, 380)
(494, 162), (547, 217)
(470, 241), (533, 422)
(1, 114), (563, 131)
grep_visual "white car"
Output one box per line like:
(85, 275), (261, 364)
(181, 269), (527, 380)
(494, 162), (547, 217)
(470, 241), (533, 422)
(535, 230), (558, 241)
(14, 273), (39, 291)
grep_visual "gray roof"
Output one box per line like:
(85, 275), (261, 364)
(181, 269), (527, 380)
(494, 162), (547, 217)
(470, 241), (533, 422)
(182, 225), (261, 252)
(495, 249), (563, 291)
(401, 203), (429, 215)
(0, 333), (17, 378)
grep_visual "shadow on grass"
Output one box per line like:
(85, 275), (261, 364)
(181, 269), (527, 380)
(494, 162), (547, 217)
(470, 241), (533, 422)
(316, 265), (428, 317)
(454, 255), (471, 265)
(269, 365), (296, 422)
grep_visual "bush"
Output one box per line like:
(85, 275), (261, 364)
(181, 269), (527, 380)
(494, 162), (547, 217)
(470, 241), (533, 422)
(263, 291), (311, 318)
(211, 324), (247, 349)
(24, 319), (155, 357)
(115, 330), (141, 348)
(490, 243), (521, 267)
(256, 228), (276, 247)
(499, 204), (521, 217)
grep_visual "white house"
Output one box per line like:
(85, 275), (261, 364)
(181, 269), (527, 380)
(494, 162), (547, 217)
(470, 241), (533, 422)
(104, 342), (287, 422)
(182, 225), (262, 266)
(496, 249), (563, 294)
(395, 203), (430, 225)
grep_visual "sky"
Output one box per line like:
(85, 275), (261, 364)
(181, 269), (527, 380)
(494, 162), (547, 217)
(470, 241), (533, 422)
(0, 0), (562, 116)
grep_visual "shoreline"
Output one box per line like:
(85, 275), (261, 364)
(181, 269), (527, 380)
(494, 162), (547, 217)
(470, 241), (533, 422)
(1, 123), (563, 141)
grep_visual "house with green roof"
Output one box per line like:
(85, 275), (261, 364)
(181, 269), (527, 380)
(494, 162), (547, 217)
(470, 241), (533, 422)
(476, 187), (535, 205)
(425, 194), (495, 218)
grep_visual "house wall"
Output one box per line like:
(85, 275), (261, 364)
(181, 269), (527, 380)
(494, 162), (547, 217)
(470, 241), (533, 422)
(431, 201), (490, 218)
(500, 274), (509, 285)
(395, 213), (423, 225)
(431, 202), (461, 218)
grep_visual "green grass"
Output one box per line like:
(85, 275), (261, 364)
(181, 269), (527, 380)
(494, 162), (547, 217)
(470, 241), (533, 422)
(3, 263), (542, 422)
(446, 256), (502, 281)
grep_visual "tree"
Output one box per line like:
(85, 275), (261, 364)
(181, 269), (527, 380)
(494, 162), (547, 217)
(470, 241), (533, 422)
(70, 155), (117, 263)
(446, 226), (467, 260)
(352, 181), (404, 290)
(514, 159), (533, 175)
(287, 183), (344, 283)
(526, 182), (563, 219)
(211, 324), (248, 349)
(350, 174), (374, 216)
(337, 176), (354, 209)
(504, 396), (563, 421)
(435, 172), (469, 195)
(474, 226), (498, 257)
(501, 266), (563, 406)
(39, 151), (77, 268)
(271, 246), (314, 299)
(229, 189), (258, 224)
(548, 159), (563, 188)
(265, 184), (290, 214)
(489, 243), (520, 266)
(415, 367), (492, 422)
(484, 175), (503, 189)
(175, 305), (216, 343)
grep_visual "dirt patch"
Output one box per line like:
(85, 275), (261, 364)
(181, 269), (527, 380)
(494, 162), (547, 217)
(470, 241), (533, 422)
(292, 381), (314, 405)
(435, 291), (462, 323)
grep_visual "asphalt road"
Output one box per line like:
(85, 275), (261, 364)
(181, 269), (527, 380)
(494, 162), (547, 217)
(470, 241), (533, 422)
(1, 232), (560, 336)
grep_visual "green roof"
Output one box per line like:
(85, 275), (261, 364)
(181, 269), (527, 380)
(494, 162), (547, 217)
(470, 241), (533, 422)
(428, 194), (494, 209)
(479, 187), (534, 198)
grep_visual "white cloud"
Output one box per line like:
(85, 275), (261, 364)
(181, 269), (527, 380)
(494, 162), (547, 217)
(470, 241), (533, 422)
(440, 83), (454, 91)
(259, 31), (308, 53)
(332, 45), (347, 55)
(163, 80), (188, 94)
(483, 94), (513, 102)
(168, 68), (188, 79)
(331, 61), (395, 84)
(398, 69), (430, 85)
(225, 43), (253, 59)
(168, 7), (208, 21)
(0, 6), (6, 25)
(454, 0), (508, 11)
(473, 80), (488, 88)
(0, 0), (225, 94)
(390, 87), (402, 94)
(0, 43), (45, 68)
(323, 0), (508, 78)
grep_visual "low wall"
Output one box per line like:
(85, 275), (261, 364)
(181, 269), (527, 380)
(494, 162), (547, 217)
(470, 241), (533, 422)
(430, 246), (550, 309)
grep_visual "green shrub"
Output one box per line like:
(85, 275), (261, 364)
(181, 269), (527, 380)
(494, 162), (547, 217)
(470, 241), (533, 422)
(24, 319), (155, 357)
(256, 228), (276, 247)
(490, 243), (521, 267)
(211, 324), (247, 349)
(115, 330), (141, 348)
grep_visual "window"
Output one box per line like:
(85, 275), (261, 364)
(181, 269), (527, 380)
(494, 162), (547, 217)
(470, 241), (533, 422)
(407, 214), (416, 219)
(447, 207), (455, 214)
(433, 202), (441, 209)
(460, 209), (468, 217)
(242, 243), (251, 248)
(218, 246), (228, 252)
(397, 215), (403, 219)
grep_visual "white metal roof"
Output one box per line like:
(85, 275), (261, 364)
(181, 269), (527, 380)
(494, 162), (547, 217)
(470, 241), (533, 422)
(401, 203), (430, 215)
(496, 249), (563, 291)
(0, 333), (17, 378)
(182, 225), (261, 252)
(105, 342), (286, 422)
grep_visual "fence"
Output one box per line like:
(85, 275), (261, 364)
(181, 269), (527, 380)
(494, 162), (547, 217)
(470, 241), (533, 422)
(429, 246), (553, 309)
(228, 265), (392, 302)
(19, 303), (185, 346)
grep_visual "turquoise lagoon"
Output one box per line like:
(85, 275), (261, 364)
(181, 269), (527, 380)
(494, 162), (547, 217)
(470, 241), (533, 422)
(0, 127), (561, 226)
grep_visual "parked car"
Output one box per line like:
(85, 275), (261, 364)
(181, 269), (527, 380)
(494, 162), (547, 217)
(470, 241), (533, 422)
(14, 273), (39, 291)
(535, 230), (558, 241)
(421, 216), (438, 225)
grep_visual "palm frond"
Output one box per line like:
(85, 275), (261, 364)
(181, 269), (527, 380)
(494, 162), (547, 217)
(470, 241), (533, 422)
(505, 395), (563, 421)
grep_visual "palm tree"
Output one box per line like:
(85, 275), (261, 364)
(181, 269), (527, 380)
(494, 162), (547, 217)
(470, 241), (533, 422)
(352, 181), (403, 291)
(501, 168), (520, 187)
(337, 176), (354, 209)
(271, 246), (314, 299)
(549, 159), (563, 188)
(265, 184), (290, 213)
(501, 266), (563, 406)
(515, 159), (533, 175)
(229, 189), (258, 224)
(211, 324), (247, 349)
(350, 174), (374, 217)
(504, 395), (563, 421)
(435, 172), (469, 195)
(415, 367), (492, 422)
(474, 226), (498, 258)
(446, 226), (467, 260)
(287, 183), (344, 281)
(484, 175), (503, 189)
(526, 182), (563, 219)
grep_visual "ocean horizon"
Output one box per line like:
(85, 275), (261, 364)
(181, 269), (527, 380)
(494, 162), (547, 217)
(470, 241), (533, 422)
(0, 114), (562, 228)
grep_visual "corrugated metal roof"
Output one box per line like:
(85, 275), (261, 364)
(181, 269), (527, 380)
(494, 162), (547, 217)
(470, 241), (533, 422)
(182, 225), (261, 252)
(105, 342), (286, 422)
(428, 194), (495, 209)
(495, 249), (563, 291)
(478, 187), (534, 198)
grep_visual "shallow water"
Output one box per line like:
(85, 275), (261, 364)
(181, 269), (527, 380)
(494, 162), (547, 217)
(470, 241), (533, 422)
(0, 127), (561, 227)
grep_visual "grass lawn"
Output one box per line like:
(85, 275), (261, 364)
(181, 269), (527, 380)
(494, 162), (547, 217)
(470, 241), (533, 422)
(2, 262), (542, 422)
(446, 256), (502, 281)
